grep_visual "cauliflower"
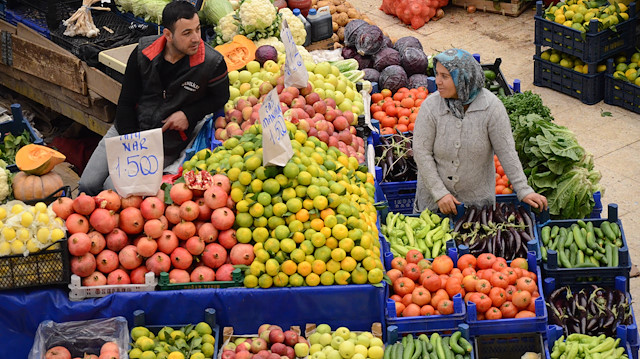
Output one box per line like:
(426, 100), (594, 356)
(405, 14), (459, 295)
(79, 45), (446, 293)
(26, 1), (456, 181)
(255, 37), (286, 54)
(278, 8), (307, 46)
(0, 162), (10, 202)
(297, 45), (313, 63)
(215, 12), (239, 44)
(238, 0), (278, 33)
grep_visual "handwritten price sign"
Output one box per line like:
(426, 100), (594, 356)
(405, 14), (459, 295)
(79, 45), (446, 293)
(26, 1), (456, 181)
(105, 128), (164, 197)
(260, 89), (293, 166)
(281, 19), (309, 89)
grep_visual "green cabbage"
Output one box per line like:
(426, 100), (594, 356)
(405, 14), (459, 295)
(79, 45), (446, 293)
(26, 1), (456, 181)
(200, 0), (234, 25)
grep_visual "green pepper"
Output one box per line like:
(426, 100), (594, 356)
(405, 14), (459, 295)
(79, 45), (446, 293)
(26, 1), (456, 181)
(432, 240), (442, 259)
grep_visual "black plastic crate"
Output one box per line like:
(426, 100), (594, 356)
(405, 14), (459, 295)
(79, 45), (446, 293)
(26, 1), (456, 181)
(533, 53), (605, 105)
(604, 58), (640, 114)
(0, 239), (70, 290)
(474, 332), (548, 359)
(482, 58), (515, 96)
(534, 1), (638, 63)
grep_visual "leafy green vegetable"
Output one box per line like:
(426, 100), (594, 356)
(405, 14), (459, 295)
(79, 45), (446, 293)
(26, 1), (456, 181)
(0, 130), (31, 165)
(499, 91), (553, 126)
(510, 113), (602, 219)
(200, 0), (234, 25)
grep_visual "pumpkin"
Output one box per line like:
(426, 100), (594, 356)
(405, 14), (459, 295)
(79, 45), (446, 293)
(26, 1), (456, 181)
(15, 144), (66, 175)
(12, 171), (65, 202)
(215, 35), (256, 72)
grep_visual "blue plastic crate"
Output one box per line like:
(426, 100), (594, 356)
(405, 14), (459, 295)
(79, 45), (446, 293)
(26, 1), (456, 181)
(114, 9), (163, 33)
(543, 275), (638, 356)
(385, 324), (475, 358)
(452, 195), (541, 263)
(466, 252), (548, 336)
(537, 204), (632, 289)
(379, 181), (417, 214)
(386, 292), (467, 335)
(533, 53), (605, 105)
(545, 324), (636, 359)
(534, 1), (638, 63)
(4, 7), (50, 39)
(474, 331), (548, 359)
(604, 58), (640, 115)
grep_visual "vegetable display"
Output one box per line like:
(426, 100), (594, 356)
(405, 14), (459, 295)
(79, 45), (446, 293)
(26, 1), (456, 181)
(483, 69), (507, 97)
(452, 203), (536, 261)
(539, 48), (607, 74)
(374, 131), (416, 182)
(312, 0), (371, 48)
(382, 210), (452, 259)
(115, 0), (169, 24)
(611, 51), (640, 85)
(511, 113), (602, 219)
(380, 0), (447, 29)
(549, 333), (629, 359)
(494, 155), (513, 195)
(543, 0), (631, 33)
(0, 130), (33, 166)
(371, 87), (427, 134)
(499, 91), (553, 127)
(539, 220), (623, 268)
(383, 332), (472, 359)
(201, 0), (234, 25)
(548, 285), (633, 337)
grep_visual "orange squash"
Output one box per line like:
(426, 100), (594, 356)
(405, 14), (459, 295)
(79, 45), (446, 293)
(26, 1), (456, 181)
(15, 144), (66, 175)
(12, 171), (65, 202)
(215, 35), (256, 71)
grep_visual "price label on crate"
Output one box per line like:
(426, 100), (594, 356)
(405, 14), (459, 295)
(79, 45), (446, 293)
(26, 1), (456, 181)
(260, 89), (293, 166)
(281, 18), (309, 89)
(105, 128), (164, 197)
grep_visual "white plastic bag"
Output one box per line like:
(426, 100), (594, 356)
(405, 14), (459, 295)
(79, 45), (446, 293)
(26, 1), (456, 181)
(28, 317), (130, 359)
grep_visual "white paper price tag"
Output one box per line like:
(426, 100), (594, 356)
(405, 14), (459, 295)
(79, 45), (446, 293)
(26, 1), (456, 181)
(105, 128), (164, 197)
(260, 89), (293, 166)
(280, 19), (309, 89)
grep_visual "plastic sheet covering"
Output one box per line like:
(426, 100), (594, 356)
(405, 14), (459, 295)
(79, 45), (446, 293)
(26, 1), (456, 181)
(0, 284), (386, 358)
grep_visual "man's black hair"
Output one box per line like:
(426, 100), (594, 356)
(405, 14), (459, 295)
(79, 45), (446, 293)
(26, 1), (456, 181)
(162, 1), (198, 32)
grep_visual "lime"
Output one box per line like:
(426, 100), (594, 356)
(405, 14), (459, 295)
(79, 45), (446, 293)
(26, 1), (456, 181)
(284, 162), (300, 179)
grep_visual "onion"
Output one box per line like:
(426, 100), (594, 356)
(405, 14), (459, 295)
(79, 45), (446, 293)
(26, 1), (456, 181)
(467, 5), (477, 13)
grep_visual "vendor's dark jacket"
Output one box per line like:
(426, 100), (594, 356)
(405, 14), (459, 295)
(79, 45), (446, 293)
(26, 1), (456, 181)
(114, 35), (229, 165)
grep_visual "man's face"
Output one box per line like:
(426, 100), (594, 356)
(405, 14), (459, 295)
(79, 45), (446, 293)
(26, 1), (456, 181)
(166, 14), (201, 56)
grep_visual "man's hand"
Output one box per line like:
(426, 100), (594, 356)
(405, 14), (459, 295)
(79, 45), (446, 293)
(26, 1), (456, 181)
(161, 111), (189, 132)
(522, 192), (548, 211)
(437, 194), (461, 215)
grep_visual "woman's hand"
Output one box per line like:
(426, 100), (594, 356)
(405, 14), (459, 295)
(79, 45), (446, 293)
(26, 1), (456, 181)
(437, 194), (461, 215)
(522, 192), (548, 211)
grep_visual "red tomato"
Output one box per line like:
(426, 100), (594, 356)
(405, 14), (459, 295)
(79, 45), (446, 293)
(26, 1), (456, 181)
(475, 279), (492, 294)
(516, 277), (537, 293)
(387, 269), (403, 284)
(524, 270), (538, 282)
(432, 255), (454, 275)
(401, 97), (415, 108)
(371, 93), (384, 103)
(395, 302), (405, 316)
(422, 274), (442, 292)
(403, 263), (421, 281)
(470, 293), (492, 313)
(462, 267), (476, 277)
(510, 257), (529, 270)
(380, 89), (392, 98)
(457, 254), (477, 270)
(485, 307), (503, 320)
(396, 124), (409, 133)
(380, 117), (397, 129)
(500, 268), (518, 285)
(393, 277), (415, 296)
(391, 257), (407, 271)
(385, 105), (398, 117)
(420, 305), (435, 316)
(402, 303), (421, 317)
(390, 294), (402, 302)
(477, 253), (497, 269)
(512, 290), (532, 309)
(370, 104), (383, 113)
(489, 287), (507, 308)
(401, 293), (413, 307)
(527, 296), (537, 313)
(492, 260), (508, 271)
(500, 301), (518, 318)
(478, 269), (496, 282)
(461, 274), (478, 293)
(417, 259), (432, 271)
(406, 249), (424, 264)
(445, 277), (463, 298)
(515, 310), (536, 318)
(408, 123), (415, 131)
(505, 285), (517, 301)
(437, 299), (455, 315)
(430, 289), (449, 308)
(412, 287), (432, 306)
(490, 272), (509, 289)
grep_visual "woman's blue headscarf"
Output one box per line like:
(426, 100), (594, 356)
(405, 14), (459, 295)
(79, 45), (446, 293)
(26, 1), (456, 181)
(433, 49), (485, 119)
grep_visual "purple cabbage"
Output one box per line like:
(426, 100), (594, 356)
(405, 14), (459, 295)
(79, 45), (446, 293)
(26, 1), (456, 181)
(255, 45), (278, 65)
(401, 47), (429, 76)
(373, 47), (401, 72)
(353, 53), (373, 70)
(356, 25), (384, 56)
(344, 20), (368, 48)
(379, 65), (408, 93)
(393, 36), (423, 55)
(409, 74), (431, 89)
(363, 68), (380, 83)
(382, 36), (393, 49)
(342, 46), (357, 59)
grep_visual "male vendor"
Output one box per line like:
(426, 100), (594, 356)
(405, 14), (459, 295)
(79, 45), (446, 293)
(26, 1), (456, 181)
(79, 0), (229, 195)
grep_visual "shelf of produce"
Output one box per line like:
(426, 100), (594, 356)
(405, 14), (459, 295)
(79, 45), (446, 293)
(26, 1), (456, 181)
(604, 58), (640, 115)
(452, 0), (531, 17)
(545, 324), (637, 359)
(385, 292), (467, 335)
(385, 324), (475, 359)
(537, 204), (632, 290)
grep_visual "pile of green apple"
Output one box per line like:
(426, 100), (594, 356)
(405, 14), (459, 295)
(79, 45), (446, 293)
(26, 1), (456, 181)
(306, 324), (384, 359)
(128, 322), (216, 359)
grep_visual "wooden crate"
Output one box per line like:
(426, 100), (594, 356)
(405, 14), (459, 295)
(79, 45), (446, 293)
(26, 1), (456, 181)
(452, 0), (531, 16)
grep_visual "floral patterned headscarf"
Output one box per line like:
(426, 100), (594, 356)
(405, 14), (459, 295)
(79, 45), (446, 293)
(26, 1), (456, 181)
(433, 48), (485, 119)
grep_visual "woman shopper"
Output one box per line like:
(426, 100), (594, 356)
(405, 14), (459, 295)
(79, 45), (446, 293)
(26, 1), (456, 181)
(412, 48), (547, 215)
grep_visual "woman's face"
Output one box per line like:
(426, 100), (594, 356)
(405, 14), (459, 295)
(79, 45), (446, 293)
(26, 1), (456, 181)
(435, 62), (457, 99)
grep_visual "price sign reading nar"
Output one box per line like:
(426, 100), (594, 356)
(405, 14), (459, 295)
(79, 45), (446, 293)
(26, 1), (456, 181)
(105, 128), (164, 197)
(260, 88), (293, 167)
(280, 18), (309, 89)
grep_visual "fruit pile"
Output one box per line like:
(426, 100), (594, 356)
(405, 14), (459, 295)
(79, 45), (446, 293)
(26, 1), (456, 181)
(216, 60), (366, 162)
(388, 253), (541, 320)
(543, 0), (631, 32)
(204, 124), (384, 288)
(494, 155), (513, 195)
(0, 200), (66, 256)
(45, 341), (121, 359)
(221, 324), (310, 359)
(370, 88), (428, 135)
(57, 176), (245, 286)
(539, 48), (606, 74)
(306, 324), (384, 359)
(611, 51), (640, 86)
(129, 321), (216, 359)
